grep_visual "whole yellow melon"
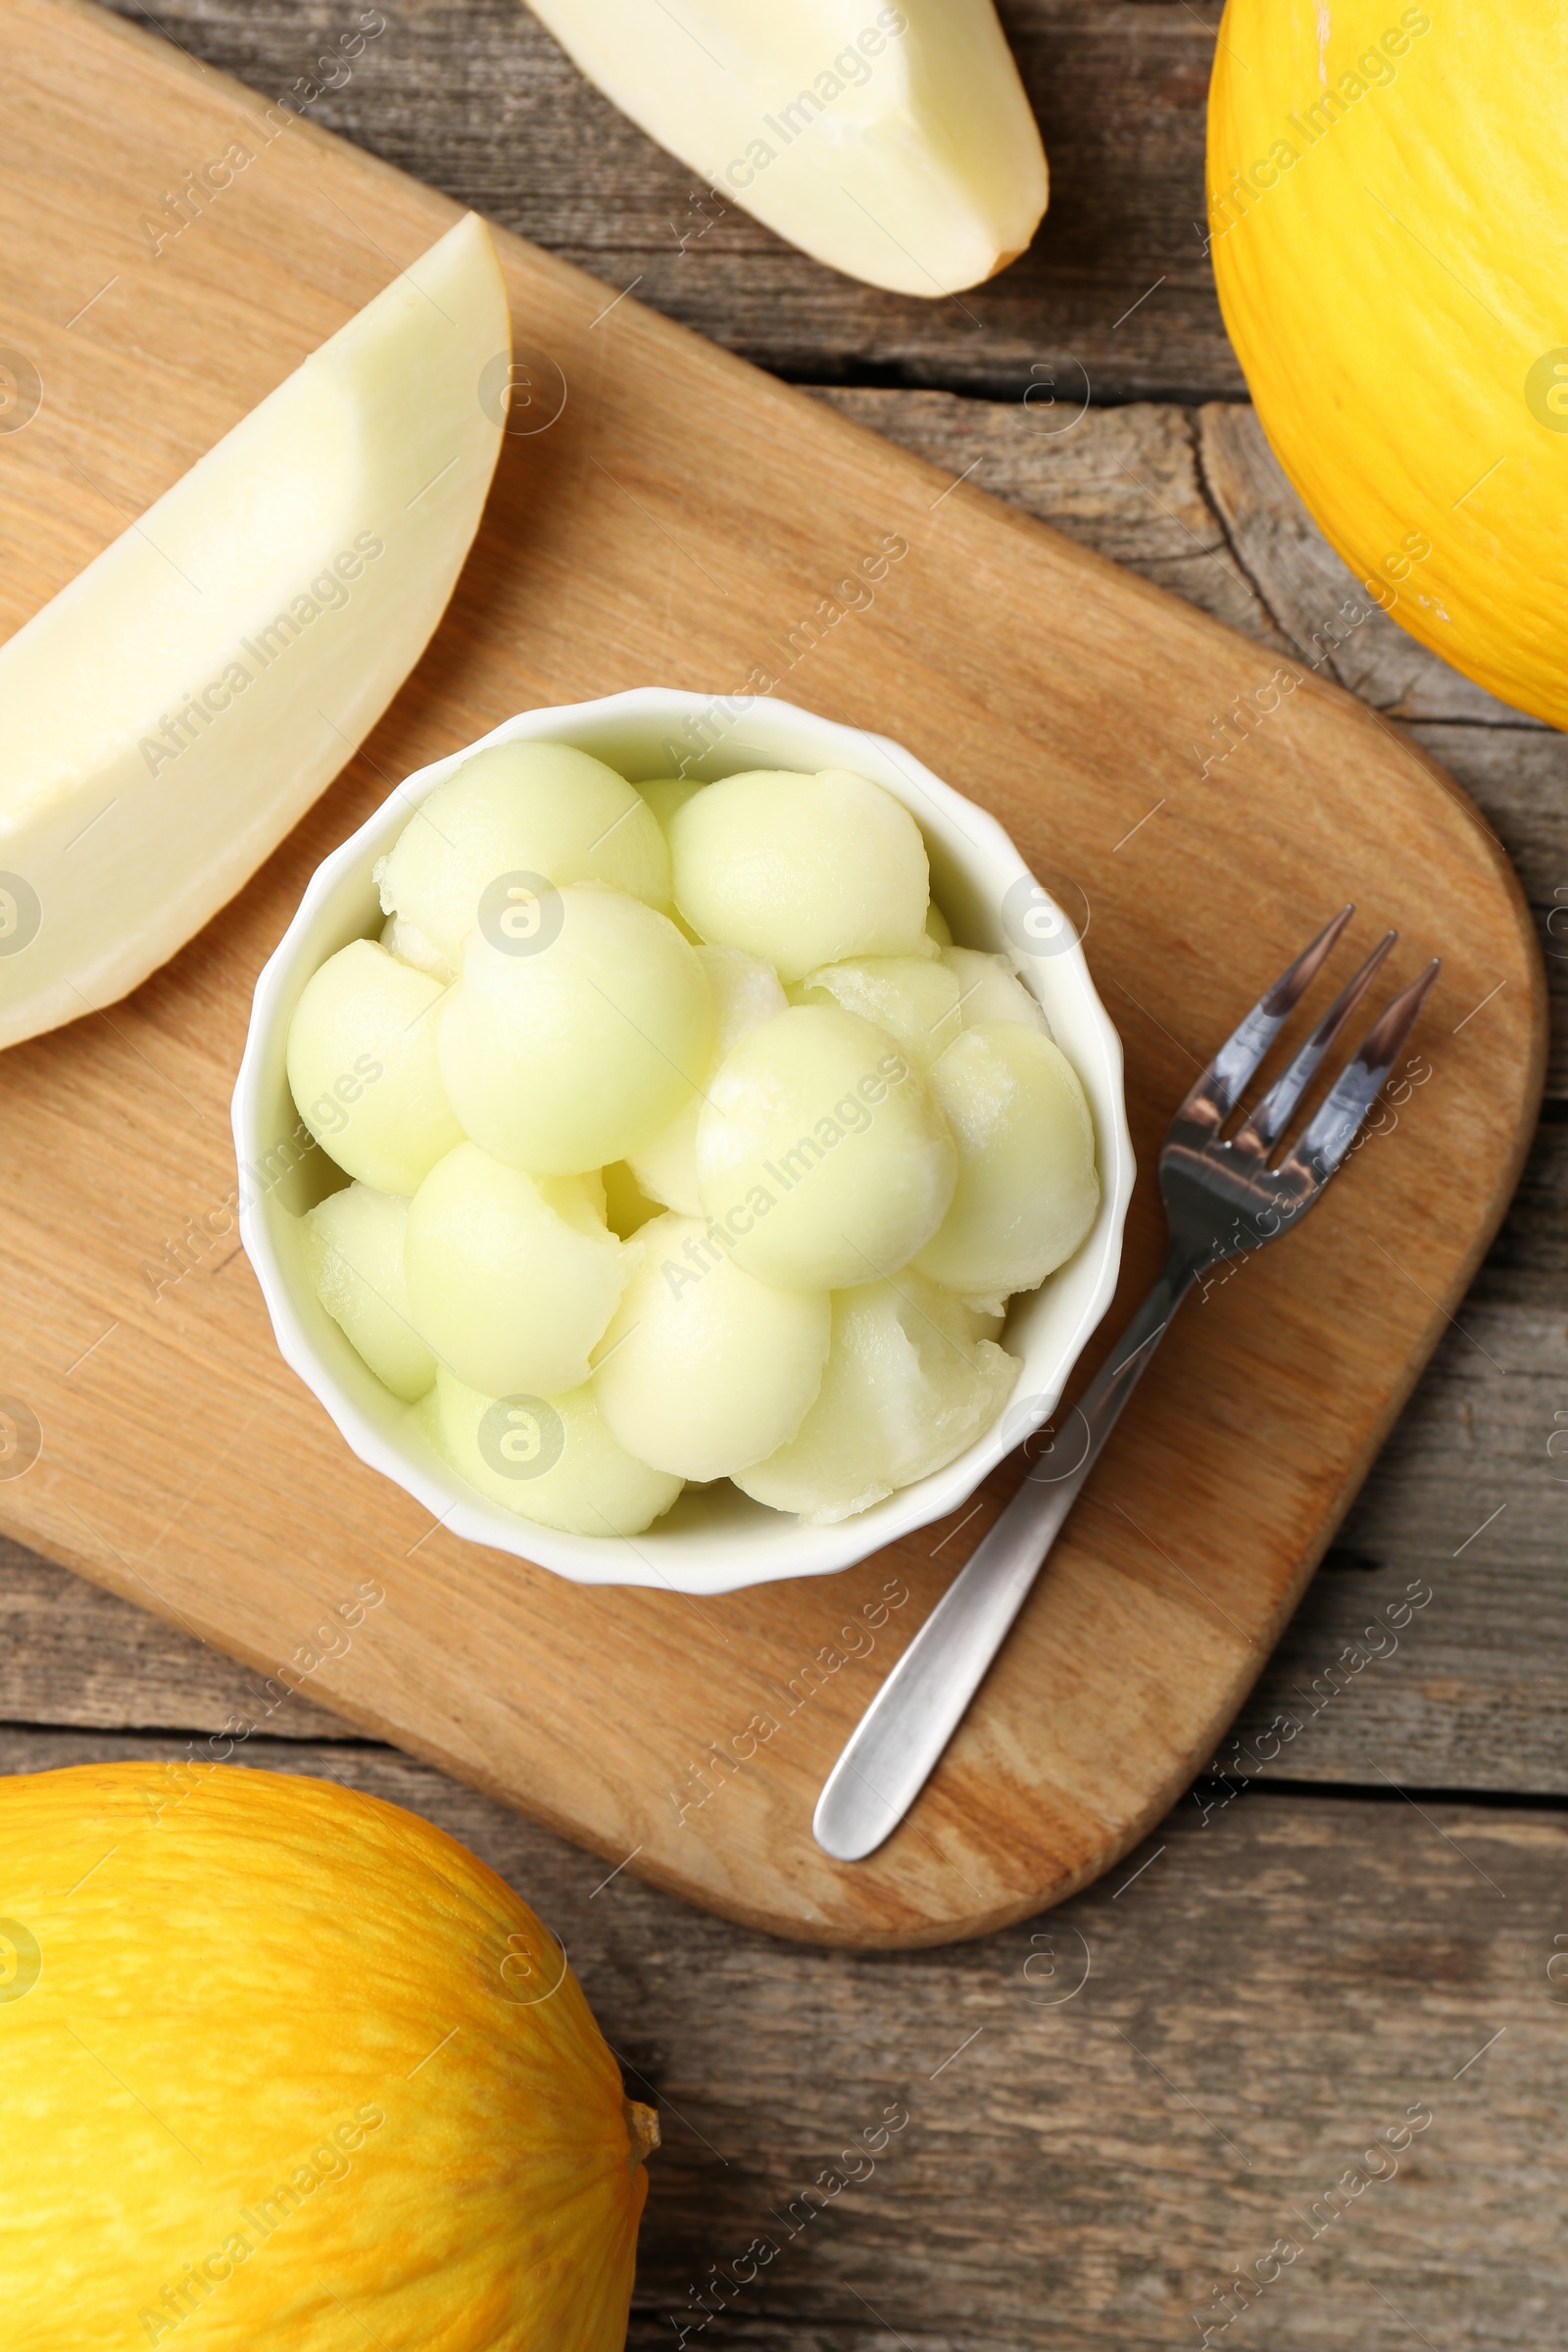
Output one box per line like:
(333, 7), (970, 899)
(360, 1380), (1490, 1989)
(0, 1764), (657, 2348)
(1207, 0), (1568, 723)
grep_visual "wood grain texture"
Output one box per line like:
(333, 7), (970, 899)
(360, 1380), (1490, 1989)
(5, 1729), (1563, 2351)
(0, 0), (1546, 1946)
(100, 0), (1240, 402)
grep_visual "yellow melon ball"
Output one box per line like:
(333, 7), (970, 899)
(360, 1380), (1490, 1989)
(375, 739), (671, 965)
(592, 1211), (830, 1481)
(379, 910), (455, 983)
(627, 944), (788, 1214)
(925, 899), (954, 948)
(913, 1023), (1099, 1305)
(943, 945), (1050, 1033)
(286, 938), (465, 1196)
(405, 1143), (636, 1396)
(795, 954), (962, 1068)
(303, 1182), (436, 1403)
(695, 1004), (956, 1291)
(428, 1367), (683, 1537)
(736, 1273), (1020, 1522)
(667, 767), (931, 981)
(633, 774), (706, 836)
(436, 886), (714, 1173)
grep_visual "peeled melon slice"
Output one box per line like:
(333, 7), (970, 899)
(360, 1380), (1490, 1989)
(376, 740), (671, 967)
(303, 1183), (436, 1404)
(523, 0), (1048, 297)
(735, 1273), (1019, 1522)
(428, 1367), (683, 1537)
(0, 213), (509, 1050)
(913, 1022), (1099, 1303)
(695, 1004), (956, 1290)
(668, 768), (931, 982)
(404, 1144), (635, 1396)
(286, 939), (465, 1197)
(593, 1211), (830, 1480)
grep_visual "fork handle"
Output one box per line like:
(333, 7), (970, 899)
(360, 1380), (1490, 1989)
(812, 1250), (1194, 1863)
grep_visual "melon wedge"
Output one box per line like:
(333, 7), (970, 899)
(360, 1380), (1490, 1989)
(523, 0), (1048, 296)
(0, 212), (510, 1050)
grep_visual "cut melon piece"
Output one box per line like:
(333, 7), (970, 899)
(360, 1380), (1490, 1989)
(593, 1211), (830, 1480)
(303, 1183), (436, 1404)
(523, 0), (1048, 297)
(427, 1367), (683, 1537)
(0, 213), (509, 1049)
(735, 1273), (1019, 1522)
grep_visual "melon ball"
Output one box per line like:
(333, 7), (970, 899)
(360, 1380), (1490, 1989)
(668, 767), (931, 981)
(735, 1274), (1019, 1523)
(943, 945), (1050, 1034)
(695, 1005), (956, 1292)
(302, 1183), (435, 1403)
(286, 938), (465, 1196)
(404, 1143), (636, 1396)
(628, 945), (788, 1214)
(375, 739), (671, 965)
(796, 955), (961, 1069)
(593, 1212), (830, 1481)
(634, 774), (706, 836)
(925, 899), (954, 948)
(437, 886), (714, 1173)
(427, 1367), (683, 1538)
(913, 1023), (1100, 1304)
(379, 911), (454, 983)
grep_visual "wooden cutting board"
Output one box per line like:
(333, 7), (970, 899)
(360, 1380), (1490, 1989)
(0, 0), (1544, 1947)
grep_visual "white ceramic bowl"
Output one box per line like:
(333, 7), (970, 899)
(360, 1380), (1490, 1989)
(233, 689), (1135, 1594)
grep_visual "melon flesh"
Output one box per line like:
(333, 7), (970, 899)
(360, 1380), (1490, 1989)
(593, 1211), (830, 1480)
(0, 213), (508, 1049)
(303, 1182), (435, 1403)
(914, 1021), (1099, 1305)
(735, 1273), (1019, 1522)
(404, 1143), (635, 1396)
(286, 939), (465, 1197)
(428, 1366), (683, 1537)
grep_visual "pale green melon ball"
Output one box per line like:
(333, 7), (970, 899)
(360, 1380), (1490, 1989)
(379, 911), (454, 983)
(735, 1273), (1019, 1523)
(437, 885), (714, 1173)
(668, 767), (930, 982)
(943, 945), (1050, 1034)
(796, 955), (961, 1069)
(695, 1004), (956, 1291)
(593, 1211), (830, 1481)
(628, 944), (787, 1214)
(925, 899), (954, 948)
(404, 1142), (636, 1396)
(375, 739), (671, 965)
(913, 1023), (1100, 1304)
(427, 1367), (683, 1538)
(634, 774), (706, 836)
(286, 938), (465, 1196)
(303, 1183), (435, 1403)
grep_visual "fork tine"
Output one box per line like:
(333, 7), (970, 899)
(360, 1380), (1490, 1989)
(1176, 905), (1354, 1128)
(1232, 930), (1397, 1154)
(1277, 959), (1441, 1183)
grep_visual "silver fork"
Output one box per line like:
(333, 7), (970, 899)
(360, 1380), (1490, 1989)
(812, 907), (1439, 1863)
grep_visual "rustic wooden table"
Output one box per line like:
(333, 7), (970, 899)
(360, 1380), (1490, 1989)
(8, 5), (1565, 2344)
